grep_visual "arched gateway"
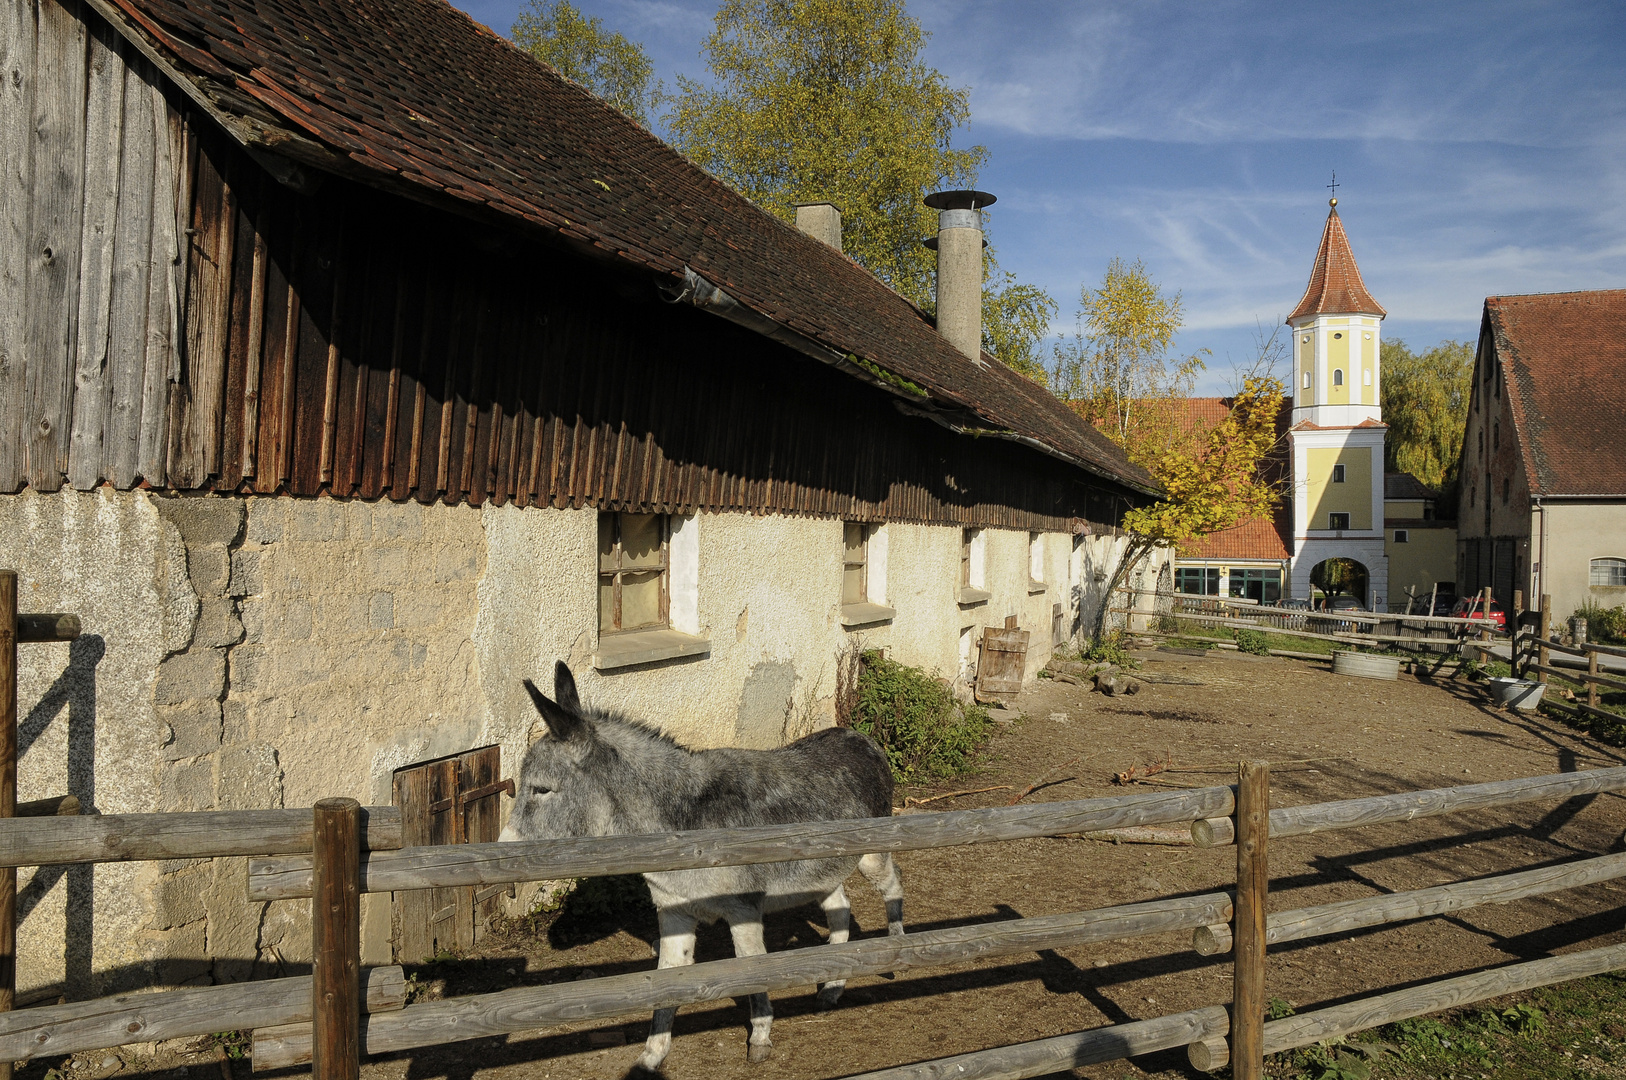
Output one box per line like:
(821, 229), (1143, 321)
(1285, 198), (1390, 610)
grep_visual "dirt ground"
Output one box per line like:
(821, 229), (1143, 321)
(37, 650), (1626, 1080)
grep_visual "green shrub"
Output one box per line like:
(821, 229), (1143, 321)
(1236, 629), (1270, 655)
(1577, 599), (1626, 644)
(1083, 631), (1135, 668)
(850, 652), (992, 782)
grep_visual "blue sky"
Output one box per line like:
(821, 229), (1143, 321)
(451, 0), (1626, 394)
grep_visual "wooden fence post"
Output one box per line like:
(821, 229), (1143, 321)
(0, 571), (16, 1080)
(1589, 649), (1600, 709)
(1232, 761), (1270, 1080)
(312, 798), (362, 1080)
(1536, 595), (1552, 686)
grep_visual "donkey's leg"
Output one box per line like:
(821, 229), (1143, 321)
(636, 908), (698, 1073)
(859, 852), (906, 936)
(725, 905), (774, 1062)
(816, 884), (852, 1008)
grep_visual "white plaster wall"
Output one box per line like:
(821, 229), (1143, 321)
(1539, 502), (1626, 621)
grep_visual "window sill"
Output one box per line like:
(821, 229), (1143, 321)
(1027, 581), (1047, 595)
(956, 588), (992, 606)
(593, 629), (711, 671)
(840, 602), (896, 627)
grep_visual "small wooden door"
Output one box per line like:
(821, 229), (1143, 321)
(392, 745), (511, 962)
(975, 617), (1029, 704)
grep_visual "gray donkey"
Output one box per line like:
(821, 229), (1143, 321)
(501, 662), (906, 1072)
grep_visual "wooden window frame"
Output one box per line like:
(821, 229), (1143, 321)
(843, 522), (869, 606)
(599, 512), (670, 636)
(961, 527), (974, 588)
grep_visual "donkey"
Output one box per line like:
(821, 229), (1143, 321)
(501, 662), (905, 1072)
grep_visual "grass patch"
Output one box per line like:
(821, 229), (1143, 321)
(1268, 973), (1626, 1079)
(849, 651), (993, 782)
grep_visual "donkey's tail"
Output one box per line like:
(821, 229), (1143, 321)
(858, 852), (905, 936)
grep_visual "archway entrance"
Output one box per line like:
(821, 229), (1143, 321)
(1310, 557), (1369, 609)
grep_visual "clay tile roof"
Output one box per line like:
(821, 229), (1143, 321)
(1163, 397), (1293, 562)
(1384, 471), (1434, 500)
(1488, 289), (1626, 496)
(94, 0), (1154, 495)
(1288, 206), (1386, 322)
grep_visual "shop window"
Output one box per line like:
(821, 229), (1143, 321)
(1175, 567), (1220, 595)
(1228, 568), (1282, 604)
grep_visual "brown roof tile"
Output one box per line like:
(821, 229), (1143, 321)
(1487, 289), (1626, 496)
(97, 0), (1153, 494)
(1165, 397), (1293, 562)
(1288, 205), (1386, 321)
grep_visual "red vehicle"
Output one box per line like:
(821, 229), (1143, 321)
(1450, 596), (1507, 630)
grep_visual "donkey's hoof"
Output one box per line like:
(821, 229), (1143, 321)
(747, 1043), (774, 1063)
(816, 985), (844, 1009)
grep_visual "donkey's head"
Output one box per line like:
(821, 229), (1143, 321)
(499, 661), (618, 843)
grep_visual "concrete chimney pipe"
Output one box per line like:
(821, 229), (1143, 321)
(794, 202), (843, 252)
(923, 190), (995, 362)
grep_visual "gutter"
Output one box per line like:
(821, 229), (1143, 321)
(660, 267), (1159, 499)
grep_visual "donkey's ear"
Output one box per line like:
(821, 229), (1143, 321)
(523, 677), (584, 742)
(553, 660), (582, 716)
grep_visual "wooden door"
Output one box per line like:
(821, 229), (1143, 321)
(975, 617), (1029, 704)
(391, 745), (511, 962)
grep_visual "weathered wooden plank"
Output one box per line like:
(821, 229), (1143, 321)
(239, 207), (268, 477)
(1266, 851), (1626, 947)
(103, 50), (157, 489)
(1260, 943), (1626, 1056)
(847, 1007), (1229, 1080)
(218, 182), (258, 484)
(0, 965), (405, 1063)
(0, 0), (40, 492)
(1232, 762), (1268, 1080)
(251, 895), (1233, 1068)
(65, 19), (125, 490)
(24, 0), (89, 492)
(170, 143), (234, 487)
(249, 787), (1236, 900)
(1270, 766), (1626, 840)
(311, 799), (361, 1080)
(0, 806), (402, 868)
(134, 88), (182, 486)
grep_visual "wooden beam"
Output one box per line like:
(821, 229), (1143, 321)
(248, 787), (1236, 901)
(15, 613), (80, 643)
(250, 893), (1234, 1069)
(0, 806), (402, 868)
(16, 795), (79, 818)
(0, 966), (404, 1063)
(0, 571), (16, 1080)
(1262, 942), (1626, 1055)
(311, 799), (361, 1080)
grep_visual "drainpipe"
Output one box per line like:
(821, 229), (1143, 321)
(923, 189), (995, 363)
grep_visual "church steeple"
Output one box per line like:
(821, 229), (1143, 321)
(1289, 199), (1386, 321)
(1288, 199), (1385, 428)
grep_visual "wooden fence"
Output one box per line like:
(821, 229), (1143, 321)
(6, 762), (1626, 1079)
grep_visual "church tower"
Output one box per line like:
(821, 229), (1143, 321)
(1286, 198), (1390, 609)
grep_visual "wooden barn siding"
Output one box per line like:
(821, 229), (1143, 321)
(0, 0), (184, 494)
(1, 3), (1130, 530)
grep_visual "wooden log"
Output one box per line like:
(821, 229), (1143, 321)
(1262, 941), (1626, 1055)
(0, 806), (402, 868)
(15, 613), (80, 643)
(1119, 590), (1505, 631)
(1, 572), (16, 1078)
(1267, 851), (1626, 946)
(1232, 762), (1268, 1080)
(1193, 923), (1232, 957)
(1112, 609), (1477, 648)
(1525, 661), (1626, 696)
(1269, 766), (1626, 841)
(0, 966), (404, 1062)
(1191, 817), (1234, 848)
(16, 795), (79, 818)
(311, 798), (361, 1080)
(837, 1006), (1230, 1080)
(1187, 1034), (1230, 1072)
(250, 893), (1234, 1069)
(248, 787), (1236, 901)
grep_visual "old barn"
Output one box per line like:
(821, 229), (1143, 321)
(0, 0), (1155, 995)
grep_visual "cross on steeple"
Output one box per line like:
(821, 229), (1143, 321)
(1327, 171), (1339, 205)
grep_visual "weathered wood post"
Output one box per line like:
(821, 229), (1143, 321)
(312, 798), (362, 1080)
(1232, 761), (1270, 1080)
(1589, 648), (1601, 709)
(0, 571), (15, 1080)
(1536, 595), (1552, 686)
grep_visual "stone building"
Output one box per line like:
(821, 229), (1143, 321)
(1457, 290), (1626, 620)
(0, 0), (1156, 997)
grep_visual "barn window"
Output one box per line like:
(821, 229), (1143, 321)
(1332, 464), (1346, 483)
(1028, 532), (1045, 587)
(599, 513), (669, 633)
(843, 523), (869, 606)
(1592, 559), (1626, 587)
(1329, 512), (1350, 531)
(958, 528), (989, 604)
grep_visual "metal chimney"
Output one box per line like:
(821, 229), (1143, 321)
(794, 202), (843, 253)
(923, 189), (995, 362)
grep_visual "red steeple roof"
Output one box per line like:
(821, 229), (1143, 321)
(1288, 203), (1386, 321)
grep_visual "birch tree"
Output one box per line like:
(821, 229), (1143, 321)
(513, 0), (658, 125)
